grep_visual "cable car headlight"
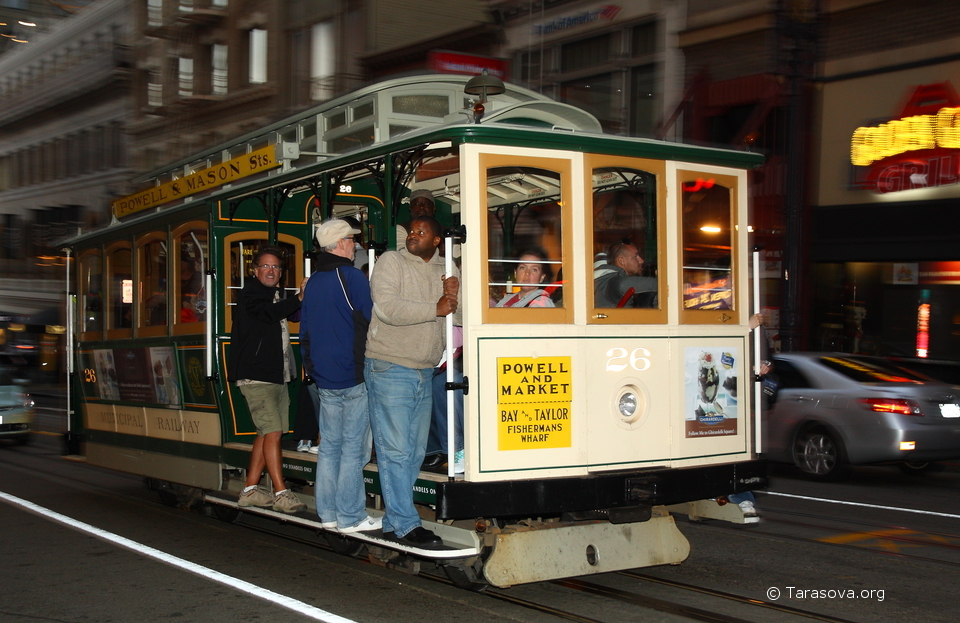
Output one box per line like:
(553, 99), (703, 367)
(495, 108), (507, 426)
(613, 382), (647, 429)
(618, 392), (638, 417)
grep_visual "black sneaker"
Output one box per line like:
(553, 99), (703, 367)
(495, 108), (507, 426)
(387, 527), (444, 549)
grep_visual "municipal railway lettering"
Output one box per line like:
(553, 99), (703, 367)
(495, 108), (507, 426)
(156, 417), (201, 434)
(117, 412), (143, 427)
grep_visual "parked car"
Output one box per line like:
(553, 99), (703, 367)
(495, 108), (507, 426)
(0, 363), (34, 445)
(763, 353), (960, 480)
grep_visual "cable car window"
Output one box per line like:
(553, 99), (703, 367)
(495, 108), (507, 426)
(591, 167), (658, 310)
(225, 235), (300, 334)
(138, 233), (168, 331)
(106, 244), (133, 335)
(486, 166), (563, 310)
(175, 224), (208, 327)
(79, 251), (103, 337)
(679, 173), (738, 323)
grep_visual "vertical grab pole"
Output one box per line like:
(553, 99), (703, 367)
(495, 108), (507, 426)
(64, 249), (74, 446)
(444, 235), (456, 479)
(205, 271), (214, 378)
(753, 250), (762, 455)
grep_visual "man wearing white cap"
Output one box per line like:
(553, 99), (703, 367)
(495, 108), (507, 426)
(300, 218), (381, 534)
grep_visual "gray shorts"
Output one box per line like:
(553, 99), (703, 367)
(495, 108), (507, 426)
(239, 383), (290, 435)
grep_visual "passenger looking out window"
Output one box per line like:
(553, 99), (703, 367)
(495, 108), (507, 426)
(593, 239), (657, 308)
(494, 248), (556, 308)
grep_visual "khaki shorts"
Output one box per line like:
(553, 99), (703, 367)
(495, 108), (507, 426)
(239, 383), (290, 435)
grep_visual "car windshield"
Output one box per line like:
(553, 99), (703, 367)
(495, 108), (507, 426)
(818, 356), (929, 384)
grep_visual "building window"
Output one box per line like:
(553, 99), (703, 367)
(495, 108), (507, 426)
(520, 49), (542, 85)
(0, 155), (8, 191)
(561, 73), (621, 134)
(630, 65), (656, 137)
(632, 22), (656, 56)
(310, 21), (335, 101)
(147, 0), (163, 28)
(178, 57), (194, 97)
(212, 44), (228, 95)
(148, 69), (163, 107)
(249, 28), (267, 84)
(561, 33), (611, 73)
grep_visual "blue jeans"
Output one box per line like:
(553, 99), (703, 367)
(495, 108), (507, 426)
(315, 383), (372, 529)
(427, 366), (464, 456)
(728, 491), (755, 505)
(365, 358), (432, 537)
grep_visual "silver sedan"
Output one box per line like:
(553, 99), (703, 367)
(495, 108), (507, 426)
(762, 353), (960, 480)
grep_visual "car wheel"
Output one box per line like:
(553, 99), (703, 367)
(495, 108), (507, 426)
(898, 461), (945, 475)
(793, 427), (850, 481)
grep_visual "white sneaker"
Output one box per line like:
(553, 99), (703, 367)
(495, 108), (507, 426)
(296, 440), (312, 452)
(308, 444), (318, 454)
(319, 520), (338, 530)
(453, 449), (464, 474)
(738, 500), (759, 523)
(339, 515), (382, 534)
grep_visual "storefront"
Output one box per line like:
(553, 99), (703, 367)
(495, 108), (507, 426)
(812, 62), (960, 364)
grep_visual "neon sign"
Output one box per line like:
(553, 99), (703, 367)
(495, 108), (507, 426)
(850, 82), (960, 193)
(851, 107), (960, 166)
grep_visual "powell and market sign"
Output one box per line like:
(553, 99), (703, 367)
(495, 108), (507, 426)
(112, 144), (281, 218)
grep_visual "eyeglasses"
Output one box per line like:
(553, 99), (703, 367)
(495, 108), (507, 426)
(257, 264), (281, 270)
(609, 238), (632, 259)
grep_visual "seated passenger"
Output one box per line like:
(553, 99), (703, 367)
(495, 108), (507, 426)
(594, 240), (657, 308)
(495, 248), (556, 308)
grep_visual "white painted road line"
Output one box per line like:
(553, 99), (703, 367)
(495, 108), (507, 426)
(764, 491), (960, 520)
(0, 490), (359, 623)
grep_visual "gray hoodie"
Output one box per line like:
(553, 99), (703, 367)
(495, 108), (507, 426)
(365, 248), (462, 369)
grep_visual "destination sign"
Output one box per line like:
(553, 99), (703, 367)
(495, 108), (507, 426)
(112, 144), (280, 218)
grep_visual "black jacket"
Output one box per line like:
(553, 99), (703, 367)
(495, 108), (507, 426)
(228, 277), (301, 384)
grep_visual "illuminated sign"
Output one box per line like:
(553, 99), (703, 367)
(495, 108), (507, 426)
(532, 4), (622, 36)
(112, 144), (281, 218)
(428, 51), (508, 80)
(851, 107), (960, 165)
(850, 82), (960, 193)
(916, 303), (930, 358)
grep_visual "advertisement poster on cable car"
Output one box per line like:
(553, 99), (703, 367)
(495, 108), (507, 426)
(683, 347), (739, 438)
(81, 346), (181, 406)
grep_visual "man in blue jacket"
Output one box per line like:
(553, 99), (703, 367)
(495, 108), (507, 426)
(301, 219), (381, 534)
(229, 247), (307, 514)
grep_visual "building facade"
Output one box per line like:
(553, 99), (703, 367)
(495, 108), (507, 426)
(0, 0), (132, 314)
(809, 0), (960, 363)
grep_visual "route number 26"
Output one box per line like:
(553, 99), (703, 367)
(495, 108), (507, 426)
(605, 347), (651, 372)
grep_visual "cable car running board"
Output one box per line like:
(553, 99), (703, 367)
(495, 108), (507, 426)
(204, 492), (481, 559)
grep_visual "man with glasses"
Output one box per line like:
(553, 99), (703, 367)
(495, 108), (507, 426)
(300, 219), (382, 534)
(594, 239), (657, 308)
(229, 247), (308, 514)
